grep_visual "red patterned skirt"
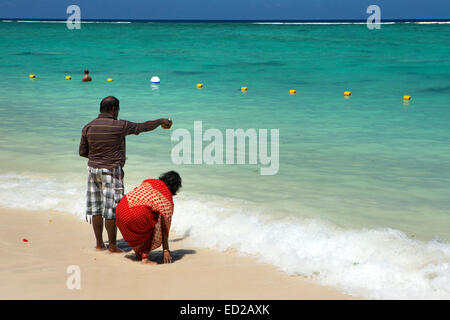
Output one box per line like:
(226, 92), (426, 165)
(116, 196), (159, 256)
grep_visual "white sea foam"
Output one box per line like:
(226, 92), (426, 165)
(13, 20), (131, 24)
(6, 20), (449, 25)
(0, 173), (85, 217)
(15, 20), (67, 23)
(252, 22), (395, 25)
(171, 198), (450, 299)
(81, 21), (132, 24)
(412, 21), (450, 24)
(0, 173), (449, 299)
(253, 22), (367, 25)
(253, 21), (450, 25)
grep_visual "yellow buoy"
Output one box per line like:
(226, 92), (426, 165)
(197, 83), (203, 88)
(65, 76), (72, 80)
(344, 91), (352, 96)
(289, 89), (296, 95)
(241, 86), (248, 92)
(29, 74), (36, 78)
(403, 95), (411, 100)
(107, 78), (113, 82)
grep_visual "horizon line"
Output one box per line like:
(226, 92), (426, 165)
(1, 18), (450, 23)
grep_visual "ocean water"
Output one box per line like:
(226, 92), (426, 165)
(0, 21), (449, 299)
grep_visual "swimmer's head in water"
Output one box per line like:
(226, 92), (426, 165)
(84, 69), (89, 74)
(100, 96), (120, 119)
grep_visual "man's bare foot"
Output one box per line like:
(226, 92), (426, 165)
(142, 259), (158, 265)
(108, 246), (124, 253)
(96, 244), (107, 251)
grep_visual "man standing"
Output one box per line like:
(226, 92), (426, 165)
(79, 96), (172, 253)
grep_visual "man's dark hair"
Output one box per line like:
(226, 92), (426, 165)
(100, 96), (119, 113)
(84, 69), (89, 74)
(159, 171), (182, 195)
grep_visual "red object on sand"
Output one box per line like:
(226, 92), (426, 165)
(22, 238), (28, 242)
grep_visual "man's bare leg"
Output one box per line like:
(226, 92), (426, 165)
(105, 218), (123, 253)
(93, 215), (106, 250)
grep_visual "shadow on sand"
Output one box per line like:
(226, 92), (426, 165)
(111, 238), (196, 264)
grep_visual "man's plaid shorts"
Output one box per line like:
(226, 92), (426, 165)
(86, 166), (124, 221)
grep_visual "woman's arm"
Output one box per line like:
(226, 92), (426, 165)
(161, 215), (172, 264)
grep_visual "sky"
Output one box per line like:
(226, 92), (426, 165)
(0, 0), (449, 20)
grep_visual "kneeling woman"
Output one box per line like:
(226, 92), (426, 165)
(116, 171), (182, 264)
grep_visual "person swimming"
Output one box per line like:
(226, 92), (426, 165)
(82, 69), (92, 82)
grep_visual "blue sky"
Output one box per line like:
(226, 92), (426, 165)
(0, 0), (449, 20)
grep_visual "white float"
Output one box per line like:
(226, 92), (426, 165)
(150, 76), (160, 84)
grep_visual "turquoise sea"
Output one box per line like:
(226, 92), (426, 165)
(0, 21), (449, 299)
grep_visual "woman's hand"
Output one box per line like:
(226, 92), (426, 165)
(163, 250), (172, 264)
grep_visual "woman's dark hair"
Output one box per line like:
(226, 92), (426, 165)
(100, 96), (119, 113)
(159, 171), (182, 195)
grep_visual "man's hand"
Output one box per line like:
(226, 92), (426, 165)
(161, 118), (172, 129)
(163, 250), (172, 264)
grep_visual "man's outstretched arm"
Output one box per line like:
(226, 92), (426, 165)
(124, 118), (172, 136)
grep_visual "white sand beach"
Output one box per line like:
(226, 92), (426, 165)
(0, 207), (355, 300)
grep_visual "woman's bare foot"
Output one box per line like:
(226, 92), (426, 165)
(108, 245), (124, 253)
(141, 259), (158, 265)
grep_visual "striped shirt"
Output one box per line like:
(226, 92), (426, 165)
(79, 113), (156, 169)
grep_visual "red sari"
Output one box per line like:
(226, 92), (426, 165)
(116, 179), (174, 256)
